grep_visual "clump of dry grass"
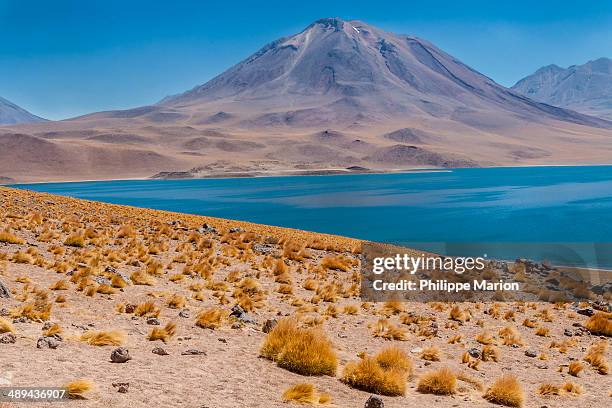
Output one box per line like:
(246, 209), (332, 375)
(167, 294), (186, 309)
(416, 367), (457, 395)
(320, 255), (350, 271)
(499, 326), (524, 347)
(261, 318), (337, 376)
(483, 375), (524, 407)
(130, 270), (156, 286)
(561, 381), (583, 395)
(449, 305), (470, 322)
(584, 340), (609, 374)
(49, 279), (69, 291)
(80, 330), (125, 346)
(538, 383), (560, 396)
(476, 331), (495, 345)
(0, 317), (15, 334)
(585, 313), (612, 337)
(12, 251), (33, 264)
(147, 322), (177, 342)
(43, 323), (62, 337)
(134, 301), (160, 318)
(0, 230), (24, 244)
(481, 345), (500, 362)
(421, 346), (441, 361)
(195, 307), (227, 329)
(64, 233), (85, 248)
(342, 346), (412, 396)
(64, 379), (94, 399)
(568, 361), (583, 377)
(281, 383), (331, 405)
(371, 319), (408, 341)
(535, 327), (550, 337)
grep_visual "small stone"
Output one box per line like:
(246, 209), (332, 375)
(111, 347), (131, 363)
(229, 227), (244, 233)
(146, 318), (161, 325)
(576, 308), (594, 317)
(125, 304), (136, 314)
(536, 363), (548, 369)
(36, 336), (60, 349)
(42, 322), (54, 331)
(178, 309), (190, 318)
(0, 279), (12, 299)
(564, 329), (573, 337)
(181, 349), (206, 355)
(337, 333), (348, 338)
(468, 348), (481, 358)
(525, 350), (537, 358)
(0, 333), (16, 344)
(262, 319), (277, 334)
(218, 338), (227, 343)
(410, 347), (423, 354)
(365, 395), (384, 408)
(112, 382), (129, 393)
(152, 347), (169, 356)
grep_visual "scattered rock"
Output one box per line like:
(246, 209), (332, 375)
(112, 382), (129, 393)
(564, 329), (573, 337)
(0, 308), (8, 317)
(147, 318), (161, 325)
(181, 349), (206, 356)
(111, 347), (131, 363)
(262, 319), (277, 334)
(37, 336), (60, 349)
(105, 266), (117, 274)
(218, 338), (227, 343)
(125, 304), (136, 314)
(525, 350), (537, 358)
(230, 305), (257, 324)
(152, 347), (169, 356)
(252, 243), (276, 254)
(576, 308), (594, 317)
(536, 363), (548, 369)
(364, 395), (384, 408)
(198, 223), (217, 234)
(42, 321), (54, 331)
(0, 279), (11, 298)
(0, 333), (16, 344)
(410, 347), (423, 354)
(178, 309), (190, 318)
(229, 227), (244, 233)
(468, 348), (481, 358)
(94, 276), (112, 286)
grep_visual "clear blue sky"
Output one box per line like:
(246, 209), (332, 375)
(1, 0), (610, 120)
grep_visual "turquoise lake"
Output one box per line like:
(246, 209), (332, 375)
(13, 166), (612, 268)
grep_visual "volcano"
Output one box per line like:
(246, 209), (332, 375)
(2, 18), (611, 182)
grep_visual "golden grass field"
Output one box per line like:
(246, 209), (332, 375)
(0, 186), (610, 407)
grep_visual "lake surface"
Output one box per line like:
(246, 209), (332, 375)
(14, 166), (612, 268)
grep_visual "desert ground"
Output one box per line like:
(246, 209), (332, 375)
(0, 186), (610, 408)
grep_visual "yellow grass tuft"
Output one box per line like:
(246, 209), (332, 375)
(64, 234), (85, 248)
(568, 361), (583, 377)
(43, 323), (62, 337)
(281, 383), (331, 405)
(585, 313), (612, 337)
(167, 293), (186, 309)
(134, 301), (160, 317)
(561, 381), (583, 395)
(483, 375), (524, 407)
(130, 270), (156, 286)
(538, 383), (560, 396)
(584, 340), (609, 374)
(342, 346), (412, 396)
(195, 307), (227, 329)
(261, 318), (337, 376)
(64, 379), (94, 399)
(80, 330), (125, 346)
(416, 367), (457, 395)
(147, 322), (177, 342)
(421, 346), (441, 361)
(0, 230), (24, 245)
(0, 317), (15, 334)
(476, 331), (494, 345)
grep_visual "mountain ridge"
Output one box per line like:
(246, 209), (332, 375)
(512, 57), (612, 120)
(0, 96), (47, 125)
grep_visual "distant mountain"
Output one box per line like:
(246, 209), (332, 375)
(0, 96), (46, 125)
(2, 18), (612, 182)
(512, 58), (612, 120)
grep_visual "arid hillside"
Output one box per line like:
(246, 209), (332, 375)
(0, 186), (610, 407)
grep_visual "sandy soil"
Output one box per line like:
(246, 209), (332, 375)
(0, 187), (610, 408)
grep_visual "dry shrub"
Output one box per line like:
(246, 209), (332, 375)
(96, 284), (116, 295)
(12, 251), (33, 264)
(320, 255), (350, 271)
(195, 307), (227, 329)
(0, 317), (15, 334)
(499, 326), (523, 346)
(134, 301), (160, 317)
(147, 322), (177, 342)
(64, 234), (85, 248)
(111, 274), (128, 288)
(371, 319), (407, 341)
(476, 331), (494, 345)
(561, 381), (583, 395)
(382, 300), (404, 315)
(584, 340), (609, 374)
(535, 327), (550, 337)
(130, 270), (156, 286)
(49, 279), (69, 291)
(64, 379), (94, 399)
(303, 279), (318, 291)
(80, 330), (124, 346)
(342, 346), (412, 396)
(483, 375), (524, 407)
(343, 304), (359, 315)
(585, 313), (612, 336)
(0, 231), (24, 244)
(538, 383), (560, 396)
(522, 318), (537, 328)
(449, 305), (470, 322)
(417, 367), (457, 395)
(568, 361), (583, 377)
(167, 294), (186, 309)
(281, 383), (330, 405)
(421, 346), (441, 361)
(482, 345), (500, 362)
(260, 318), (337, 376)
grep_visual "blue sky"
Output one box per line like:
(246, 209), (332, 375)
(1, 0), (610, 120)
